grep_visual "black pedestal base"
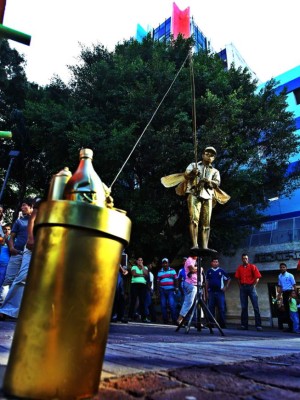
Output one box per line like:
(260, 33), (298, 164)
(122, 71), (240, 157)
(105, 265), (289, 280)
(190, 247), (218, 257)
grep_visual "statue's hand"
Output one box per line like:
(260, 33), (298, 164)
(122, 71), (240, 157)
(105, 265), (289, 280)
(201, 178), (214, 188)
(201, 178), (210, 183)
(202, 178), (218, 188)
(188, 168), (199, 179)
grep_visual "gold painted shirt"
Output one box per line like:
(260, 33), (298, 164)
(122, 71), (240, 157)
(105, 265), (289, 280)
(185, 162), (220, 199)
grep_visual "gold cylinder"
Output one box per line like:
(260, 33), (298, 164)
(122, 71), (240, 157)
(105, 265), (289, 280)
(3, 200), (131, 399)
(47, 167), (72, 201)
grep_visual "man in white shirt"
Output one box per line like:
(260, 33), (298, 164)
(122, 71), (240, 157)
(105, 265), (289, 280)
(277, 262), (296, 332)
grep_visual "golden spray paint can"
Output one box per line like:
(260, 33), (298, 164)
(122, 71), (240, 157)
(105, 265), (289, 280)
(47, 166), (72, 201)
(3, 149), (131, 399)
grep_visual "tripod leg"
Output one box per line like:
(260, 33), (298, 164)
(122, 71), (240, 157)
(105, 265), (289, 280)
(199, 298), (225, 336)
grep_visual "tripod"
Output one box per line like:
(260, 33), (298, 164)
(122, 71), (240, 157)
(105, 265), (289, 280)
(176, 251), (225, 336)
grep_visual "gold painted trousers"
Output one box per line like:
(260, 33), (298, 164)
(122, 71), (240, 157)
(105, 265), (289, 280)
(187, 194), (212, 230)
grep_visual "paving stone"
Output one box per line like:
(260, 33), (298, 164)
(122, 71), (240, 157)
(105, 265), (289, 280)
(100, 372), (181, 397)
(253, 387), (300, 400)
(214, 357), (300, 377)
(149, 386), (240, 400)
(240, 371), (300, 391)
(2, 322), (300, 399)
(169, 366), (265, 396)
(95, 388), (136, 400)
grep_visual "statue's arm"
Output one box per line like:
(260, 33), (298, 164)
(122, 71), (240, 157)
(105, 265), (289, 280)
(210, 169), (221, 188)
(184, 163), (198, 180)
(202, 169), (220, 188)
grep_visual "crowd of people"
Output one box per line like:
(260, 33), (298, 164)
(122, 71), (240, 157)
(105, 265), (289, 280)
(111, 253), (300, 333)
(1, 201), (300, 332)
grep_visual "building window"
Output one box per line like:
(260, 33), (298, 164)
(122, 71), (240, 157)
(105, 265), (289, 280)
(260, 221), (277, 232)
(293, 88), (300, 105)
(295, 217), (300, 241)
(153, 18), (171, 41)
(250, 232), (271, 246)
(271, 230), (293, 244)
(249, 217), (300, 247)
(278, 218), (293, 230)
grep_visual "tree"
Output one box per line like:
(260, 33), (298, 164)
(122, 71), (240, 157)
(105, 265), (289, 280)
(67, 37), (299, 257)
(18, 36), (300, 259)
(0, 39), (31, 210)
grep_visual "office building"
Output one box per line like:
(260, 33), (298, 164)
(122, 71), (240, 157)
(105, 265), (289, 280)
(137, 2), (300, 326)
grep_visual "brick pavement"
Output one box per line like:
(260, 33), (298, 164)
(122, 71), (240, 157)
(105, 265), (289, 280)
(99, 353), (300, 399)
(1, 321), (300, 399)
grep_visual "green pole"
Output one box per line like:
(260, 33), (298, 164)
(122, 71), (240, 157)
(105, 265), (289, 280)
(0, 23), (31, 46)
(0, 131), (12, 138)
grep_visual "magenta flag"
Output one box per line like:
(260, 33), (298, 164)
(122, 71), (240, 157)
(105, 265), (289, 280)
(172, 2), (190, 39)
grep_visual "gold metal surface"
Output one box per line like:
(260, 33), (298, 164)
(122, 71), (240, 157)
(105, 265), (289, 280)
(4, 202), (131, 399)
(47, 167), (72, 201)
(161, 147), (230, 249)
(34, 201), (131, 242)
(4, 149), (132, 399)
(63, 149), (107, 207)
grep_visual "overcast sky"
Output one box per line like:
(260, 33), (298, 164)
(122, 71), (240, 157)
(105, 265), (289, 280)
(3, 0), (300, 86)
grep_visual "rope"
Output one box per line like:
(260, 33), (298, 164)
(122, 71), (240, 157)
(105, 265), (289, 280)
(189, 51), (198, 168)
(109, 51), (190, 189)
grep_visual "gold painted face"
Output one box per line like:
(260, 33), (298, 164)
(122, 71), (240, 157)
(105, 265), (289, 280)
(202, 151), (215, 163)
(204, 151), (215, 157)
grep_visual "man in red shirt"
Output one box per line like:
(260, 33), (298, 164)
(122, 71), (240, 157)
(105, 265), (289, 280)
(235, 254), (263, 331)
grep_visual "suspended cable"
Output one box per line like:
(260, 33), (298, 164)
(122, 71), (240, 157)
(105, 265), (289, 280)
(109, 51), (190, 189)
(189, 51), (198, 167)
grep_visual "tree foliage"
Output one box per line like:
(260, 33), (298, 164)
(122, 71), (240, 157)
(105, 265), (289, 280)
(0, 39), (31, 210)
(1, 36), (299, 259)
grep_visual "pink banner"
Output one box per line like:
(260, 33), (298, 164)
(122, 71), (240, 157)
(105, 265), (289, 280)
(172, 2), (190, 39)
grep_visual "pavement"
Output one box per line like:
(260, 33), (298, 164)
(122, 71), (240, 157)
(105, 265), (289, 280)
(1, 320), (300, 399)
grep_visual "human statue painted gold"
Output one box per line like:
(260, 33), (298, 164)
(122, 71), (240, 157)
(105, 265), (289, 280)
(161, 146), (230, 250)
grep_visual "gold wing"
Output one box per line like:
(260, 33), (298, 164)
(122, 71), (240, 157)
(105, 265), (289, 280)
(213, 187), (231, 204)
(160, 173), (185, 188)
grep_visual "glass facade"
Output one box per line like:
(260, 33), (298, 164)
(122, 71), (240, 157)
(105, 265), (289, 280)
(153, 18), (171, 42)
(192, 22), (208, 52)
(217, 48), (228, 69)
(248, 216), (300, 246)
(152, 17), (208, 52)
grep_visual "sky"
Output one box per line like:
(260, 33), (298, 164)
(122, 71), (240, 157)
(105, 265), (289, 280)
(3, 0), (300, 86)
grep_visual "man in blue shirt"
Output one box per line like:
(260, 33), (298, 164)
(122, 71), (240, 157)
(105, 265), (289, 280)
(157, 258), (178, 325)
(0, 199), (34, 315)
(206, 257), (231, 328)
(2, 199), (34, 287)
